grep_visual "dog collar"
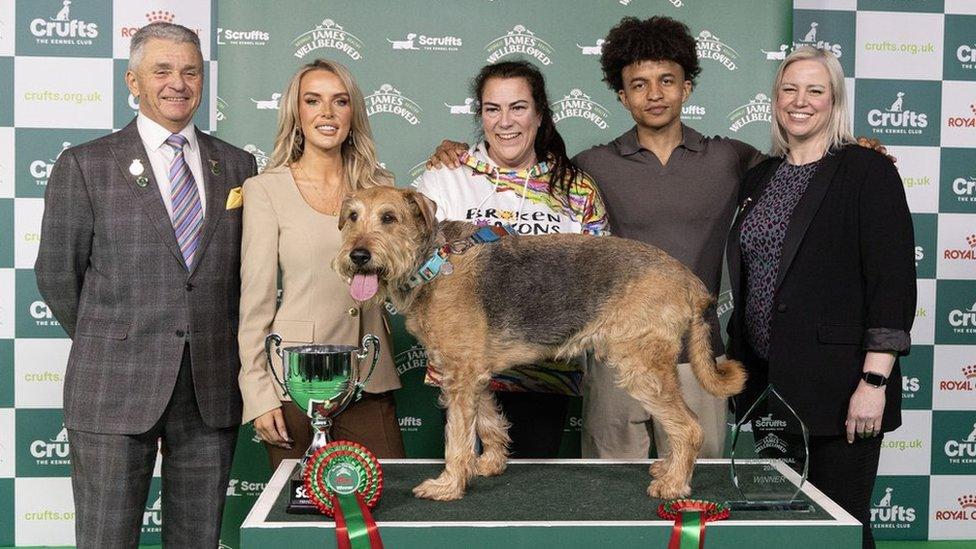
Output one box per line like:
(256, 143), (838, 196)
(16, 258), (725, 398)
(404, 225), (517, 289)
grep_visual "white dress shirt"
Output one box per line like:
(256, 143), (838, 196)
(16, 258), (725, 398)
(136, 113), (208, 219)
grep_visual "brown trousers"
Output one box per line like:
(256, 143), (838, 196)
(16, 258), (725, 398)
(264, 391), (406, 473)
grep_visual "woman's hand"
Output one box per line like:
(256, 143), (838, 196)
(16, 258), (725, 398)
(255, 407), (293, 449)
(426, 140), (469, 169)
(845, 382), (886, 443)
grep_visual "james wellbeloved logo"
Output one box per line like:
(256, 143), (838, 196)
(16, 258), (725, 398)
(394, 343), (428, 376)
(387, 32), (462, 52)
(551, 89), (610, 129)
(293, 19), (364, 60)
(727, 93), (772, 132)
(754, 433), (789, 454)
(216, 27), (270, 46)
(484, 25), (554, 66)
(365, 84), (422, 125)
(244, 144), (270, 173)
(695, 30), (737, 71)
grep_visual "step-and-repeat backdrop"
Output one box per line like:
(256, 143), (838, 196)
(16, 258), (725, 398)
(0, 0), (971, 546)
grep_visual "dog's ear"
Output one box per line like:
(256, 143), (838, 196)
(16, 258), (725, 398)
(337, 195), (355, 231)
(407, 190), (437, 234)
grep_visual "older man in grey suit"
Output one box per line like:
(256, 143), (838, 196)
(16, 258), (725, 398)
(35, 22), (256, 548)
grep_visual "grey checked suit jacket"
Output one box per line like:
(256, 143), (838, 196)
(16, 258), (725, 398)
(36, 119), (258, 435)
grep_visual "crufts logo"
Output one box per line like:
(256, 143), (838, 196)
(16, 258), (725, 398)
(695, 30), (737, 70)
(952, 175), (976, 201)
(365, 84), (422, 125)
(947, 104), (976, 129)
(943, 423), (976, 461)
(871, 487), (917, 527)
(29, 424), (70, 463)
(551, 89), (610, 129)
(957, 43), (976, 67)
(143, 494), (162, 531)
(943, 234), (976, 262)
(867, 92), (928, 134)
(727, 93), (772, 132)
(796, 21), (842, 58)
(387, 32), (461, 52)
(30, 0), (99, 43)
(947, 302), (976, 334)
(29, 141), (71, 184)
(293, 19), (364, 60)
(484, 25), (553, 66)
(935, 494), (976, 521)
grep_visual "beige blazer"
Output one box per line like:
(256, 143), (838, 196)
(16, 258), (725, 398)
(238, 165), (400, 424)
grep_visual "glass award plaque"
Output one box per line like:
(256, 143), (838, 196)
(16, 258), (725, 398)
(728, 384), (813, 512)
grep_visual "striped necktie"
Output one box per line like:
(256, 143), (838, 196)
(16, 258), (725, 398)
(165, 134), (204, 270)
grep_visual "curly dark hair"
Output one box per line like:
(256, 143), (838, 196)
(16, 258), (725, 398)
(600, 16), (702, 92)
(471, 60), (580, 211)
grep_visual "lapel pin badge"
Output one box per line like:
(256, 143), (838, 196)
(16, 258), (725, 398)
(209, 159), (221, 175)
(136, 175), (149, 187)
(129, 159), (145, 176)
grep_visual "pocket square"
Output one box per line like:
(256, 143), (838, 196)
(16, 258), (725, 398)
(226, 186), (243, 209)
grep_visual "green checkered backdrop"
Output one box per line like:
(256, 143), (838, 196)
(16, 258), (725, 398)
(2, 0), (972, 546)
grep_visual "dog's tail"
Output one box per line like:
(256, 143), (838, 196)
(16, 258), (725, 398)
(687, 289), (747, 397)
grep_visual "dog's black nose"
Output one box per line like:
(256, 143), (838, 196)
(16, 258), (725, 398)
(350, 248), (371, 266)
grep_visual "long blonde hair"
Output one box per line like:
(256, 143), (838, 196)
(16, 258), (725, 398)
(268, 59), (392, 189)
(769, 46), (855, 157)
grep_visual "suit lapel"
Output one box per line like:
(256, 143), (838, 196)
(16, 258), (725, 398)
(110, 120), (185, 267)
(773, 148), (846, 291)
(190, 130), (226, 275)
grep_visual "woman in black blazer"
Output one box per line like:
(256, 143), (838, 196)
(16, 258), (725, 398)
(726, 46), (915, 549)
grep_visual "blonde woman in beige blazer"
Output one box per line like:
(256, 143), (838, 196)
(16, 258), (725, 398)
(239, 59), (403, 470)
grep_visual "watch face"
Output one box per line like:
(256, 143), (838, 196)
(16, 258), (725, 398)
(863, 372), (887, 387)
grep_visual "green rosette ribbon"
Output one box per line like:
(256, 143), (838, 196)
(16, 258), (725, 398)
(303, 441), (384, 549)
(657, 499), (730, 549)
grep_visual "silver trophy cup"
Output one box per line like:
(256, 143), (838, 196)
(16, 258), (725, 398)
(264, 333), (380, 513)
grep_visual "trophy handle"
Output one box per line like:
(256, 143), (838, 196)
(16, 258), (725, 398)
(263, 333), (289, 396)
(354, 334), (381, 398)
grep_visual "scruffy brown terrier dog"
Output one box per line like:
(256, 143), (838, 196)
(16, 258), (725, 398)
(334, 186), (746, 501)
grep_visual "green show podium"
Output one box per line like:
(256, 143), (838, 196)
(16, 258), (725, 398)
(241, 459), (860, 548)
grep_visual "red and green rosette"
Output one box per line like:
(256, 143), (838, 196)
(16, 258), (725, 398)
(303, 441), (384, 549)
(657, 499), (730, 549)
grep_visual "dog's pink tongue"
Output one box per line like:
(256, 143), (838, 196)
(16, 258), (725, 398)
(350, 273), (378, 302)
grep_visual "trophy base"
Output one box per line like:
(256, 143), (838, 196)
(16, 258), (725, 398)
(726, 499), (815, 512)
(285, 474), (321, 514)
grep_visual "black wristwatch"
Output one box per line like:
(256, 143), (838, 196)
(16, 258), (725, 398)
(862, 372), (888, 388)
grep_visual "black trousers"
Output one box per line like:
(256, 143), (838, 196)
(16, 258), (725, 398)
(808, 434), (883, 549)
(494, 391), (570, 458)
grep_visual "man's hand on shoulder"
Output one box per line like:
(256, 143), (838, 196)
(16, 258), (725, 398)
(426, 139), (468, 170)
(856, 136), (896, 164)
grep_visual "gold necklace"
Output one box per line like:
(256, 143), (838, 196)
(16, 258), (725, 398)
(295, 162), (343, 215)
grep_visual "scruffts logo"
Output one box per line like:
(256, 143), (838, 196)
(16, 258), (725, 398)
(577, 39), (604, 56)
(365, 84), (422, 125)
(696, 30), (738, 70)
(444, 98), (475, 115)
(29, 0), (99, 45)
(398, 416), (424, 431)
(484, 25), (554, 66)
(867, 92), (929, 135)
(728, 93), (772, 132)
(226, 478), (267, 497)
(871, 487), (917, 528)
(943, 423), (976, 463)
(216, 27), (269, 46)
(681, 104), (706, 121)
(387, 32), (461, 52)
(28, 141), (71, 187)
(29, 424), (70, 465)
(551, 89), (610, 129)
(754, 413), (788, 430)
(762, 44), (791, 60)
(243, 144), (269, 173)
(935, 493), (976, 521)
(796, 21), (843, 58)
(293, 19), (364, 60)
(947, 104), (976, 129)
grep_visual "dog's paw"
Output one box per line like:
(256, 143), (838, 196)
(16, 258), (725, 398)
(649, 459), (669, 479)
(412, 478), (465, 501)
(475, 454), (508, 477)
(647, 479), (691, 500)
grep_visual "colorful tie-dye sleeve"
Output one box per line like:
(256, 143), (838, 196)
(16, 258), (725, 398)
(571, 172), (610, 236)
